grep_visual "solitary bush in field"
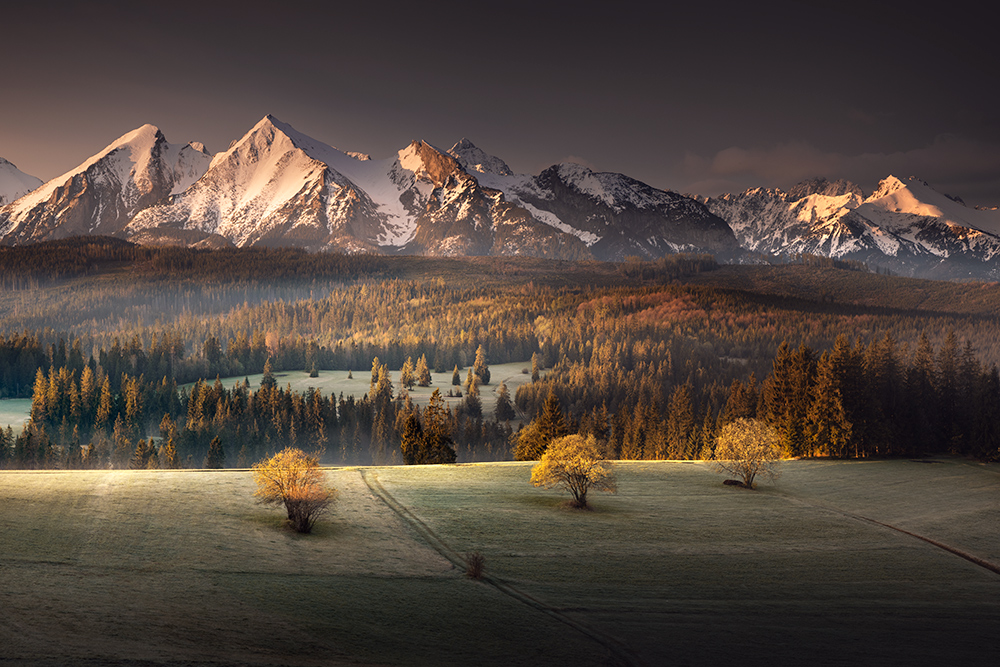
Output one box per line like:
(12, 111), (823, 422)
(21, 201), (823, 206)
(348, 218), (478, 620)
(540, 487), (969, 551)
(465, 551), (486, 579)
(252, 448), (337, 533)
(530, 434), (617, 509)
(712, 418), (782, 489)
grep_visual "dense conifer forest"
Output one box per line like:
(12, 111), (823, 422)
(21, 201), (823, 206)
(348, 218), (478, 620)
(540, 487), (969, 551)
(2, 237), (999, 468)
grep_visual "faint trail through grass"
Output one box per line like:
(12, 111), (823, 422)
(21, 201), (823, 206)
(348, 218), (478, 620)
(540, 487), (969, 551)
(777, 490), (1000, 576)
(359, 469), (643, 667)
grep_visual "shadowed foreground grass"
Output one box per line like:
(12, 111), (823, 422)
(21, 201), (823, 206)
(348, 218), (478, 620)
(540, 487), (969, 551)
(0, 459), (997, 665)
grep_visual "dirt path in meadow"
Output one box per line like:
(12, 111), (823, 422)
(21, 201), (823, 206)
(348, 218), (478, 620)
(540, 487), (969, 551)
(776, 490), (1000, 577)
(359, 469), (644, 667)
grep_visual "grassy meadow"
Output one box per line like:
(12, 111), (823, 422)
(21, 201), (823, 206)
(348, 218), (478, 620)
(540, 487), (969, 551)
(0, 459), (997, 665)
(181, 360), (541, 420)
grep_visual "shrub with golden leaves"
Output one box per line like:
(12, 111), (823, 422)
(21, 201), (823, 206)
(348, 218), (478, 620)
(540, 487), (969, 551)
(712, 418), (782, 489)
(252, 448), (337, 533)
(530, 434), (617, 509)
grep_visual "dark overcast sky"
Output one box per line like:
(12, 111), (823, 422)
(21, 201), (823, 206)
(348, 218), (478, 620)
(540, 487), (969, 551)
(2, 0), (998, 205)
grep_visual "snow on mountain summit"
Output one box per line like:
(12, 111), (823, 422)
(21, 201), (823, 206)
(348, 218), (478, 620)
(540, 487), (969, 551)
(0, 158), (42, 206)
(705, 174), (1000, 278)
(448, 139), (514, 177)
(128, 114), (389, 248)
(0, 125), (211, 243)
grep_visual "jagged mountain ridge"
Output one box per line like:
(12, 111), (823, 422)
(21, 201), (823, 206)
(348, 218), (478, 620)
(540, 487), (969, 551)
(127, 116), (593, 258)
(124, 115), (733, 260)
(0, 158), (42, 207)
(702, 176), (1000, 278)
(5, 116), (999, 278)
(0, 126), (210, 244)
(464, 161), (740, 260)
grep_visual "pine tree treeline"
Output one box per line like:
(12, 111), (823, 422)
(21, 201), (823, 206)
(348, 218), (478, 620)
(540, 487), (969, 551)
(5, 330), (1000, 469)
(2, 354), (515, 469)
(4, 246), (1000, 467)
(515, 332), (1000, 462)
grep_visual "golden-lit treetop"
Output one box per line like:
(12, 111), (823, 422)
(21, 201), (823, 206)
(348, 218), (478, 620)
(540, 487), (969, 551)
(530, 434), (616, 509)
(711, 418), (782, 489)
(252, 447), (337, 533)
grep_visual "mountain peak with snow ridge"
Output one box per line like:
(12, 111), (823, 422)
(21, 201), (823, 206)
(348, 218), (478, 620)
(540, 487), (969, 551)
(1, 123), (211, 243)
(447, 139), (514, 177)
(0, 158), (43, 206)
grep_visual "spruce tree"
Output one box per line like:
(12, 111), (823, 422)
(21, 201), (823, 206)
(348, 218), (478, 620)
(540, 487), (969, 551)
(204, 435), (226, 469)
(807, 352), (852, 457)
(400, 412), (424, 465)
(515, 390), (568, 460)
(666, 383), (695, 459)
(494, 381), (516, 422)
(261, 358), (277, 390)
(159, 434), (178, 469)
(422, 389), (456, 463)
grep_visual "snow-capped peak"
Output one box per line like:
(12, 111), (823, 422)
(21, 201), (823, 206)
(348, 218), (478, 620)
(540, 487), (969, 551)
(0, 158), (43, 206)
(868, 175), (908, 201)
(1, 123), (212, 242)
(447, 139), (514, 176)
(396, 140), (463, 185)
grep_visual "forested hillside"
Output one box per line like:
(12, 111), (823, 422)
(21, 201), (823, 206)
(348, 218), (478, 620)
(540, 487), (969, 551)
(2, 238), (999, 467)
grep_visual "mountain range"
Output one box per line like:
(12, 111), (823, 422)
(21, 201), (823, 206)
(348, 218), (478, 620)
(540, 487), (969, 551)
(3, 115), (999, 278)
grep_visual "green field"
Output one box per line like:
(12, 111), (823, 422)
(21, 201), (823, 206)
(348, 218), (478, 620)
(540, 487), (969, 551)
(182, 360), (541, 420)
(1, 459), (997, 665)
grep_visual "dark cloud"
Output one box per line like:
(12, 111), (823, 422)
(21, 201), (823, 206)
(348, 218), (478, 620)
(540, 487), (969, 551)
(675, 135), (1000, 205)
(2, 1), (997, 206)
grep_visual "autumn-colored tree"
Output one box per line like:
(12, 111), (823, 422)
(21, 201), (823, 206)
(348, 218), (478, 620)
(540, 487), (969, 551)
(712, 418), (782, 489)
(464, 375), (482, 418)
(129, 438), (158, 469)
(514, 390), (568, 460)
(252, 447), (338, 533)
(400, 357), (416, 390)
(159, 434), (178, 469)
(420, 389), (457, 464)
(530, 434), (617, 509)
(474, 345), (491, 385)
(416, 354), (432, 387)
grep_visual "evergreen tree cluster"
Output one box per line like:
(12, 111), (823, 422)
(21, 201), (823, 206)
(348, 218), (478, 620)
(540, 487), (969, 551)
(4, 246), (1000, 467)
